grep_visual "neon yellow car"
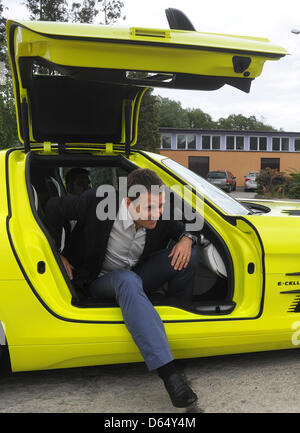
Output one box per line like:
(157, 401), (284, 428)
(2, 9), (297, 376)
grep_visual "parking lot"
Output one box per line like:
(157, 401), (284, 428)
(229, 189), (256, 200)
(1, 349), (300, 413)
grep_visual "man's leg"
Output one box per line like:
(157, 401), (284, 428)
(88, 269), (173, 371)
(135, 247), (198, 303)
(88, 268), (197, 408)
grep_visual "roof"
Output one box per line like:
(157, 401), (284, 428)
(159, 127), (300, 136)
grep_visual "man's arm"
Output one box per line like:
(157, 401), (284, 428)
(167, 220), (198, 271)
(45, 191), (93, 280)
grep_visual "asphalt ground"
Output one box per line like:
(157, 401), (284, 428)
(1, 349), (300, 413)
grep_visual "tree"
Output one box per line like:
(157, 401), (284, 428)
(0, 77), (18, 149)
(216, 114), (276, 131)
(71, 1), (99, 23)
(157, 97), (218, 129)
(186, 108), (215, 129)
(24, 0), (69, 21)
(0, 0), (18, 149)
(157, 97), (189, 128)
(0, 0), (6, 62)
(70, 0), (125, 25)
(98, 0), (125, 25)
(136, 90), (161, 153)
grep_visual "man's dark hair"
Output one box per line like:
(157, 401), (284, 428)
(65, 167), (90, 186)
(66, 167), (90, 195)
(127, 168), (164, 200)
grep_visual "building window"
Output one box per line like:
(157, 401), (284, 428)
(161, 135), (171, 149)
(250, 137), (257, 151)
(201, 135), (220, 150)
(226, 135), (244, 150)
(212, 136), (220, 150)
(177, 134), (186, 149)
(176, 134), (196, 149)
(187, 135), (196, 149)
(236, 136), (245, 150)
(202, 135), (211, 150)
(295, 139), (300, 152)
(259, 137), (267, 151)
(272, 137), (290, 152)
(261, 158), (280, 171)
(250, 136), (267, 151)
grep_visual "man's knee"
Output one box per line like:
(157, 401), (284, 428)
(114, 270), (143, 296)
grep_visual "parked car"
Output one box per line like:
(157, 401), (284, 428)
(244, 171), (260, 191)
(2, 11), (296, 377)
(207, 171), (237, 192)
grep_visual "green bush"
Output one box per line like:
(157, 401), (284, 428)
(256, 168), (291, 198)
(287, 169), (300, 199)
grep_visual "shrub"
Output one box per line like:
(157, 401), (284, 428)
(256, 168), (291, 198)
(287, 169), (300, 199)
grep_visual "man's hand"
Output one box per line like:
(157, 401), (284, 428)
(60, 254), (75, 280)
(168, 236), (193, 271)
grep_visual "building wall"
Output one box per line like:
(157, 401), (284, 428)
(159, 150), (300, 187)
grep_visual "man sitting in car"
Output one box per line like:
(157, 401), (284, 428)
(45, 168), (198, 408)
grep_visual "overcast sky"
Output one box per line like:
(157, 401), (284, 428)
(4, 0), (300, 131)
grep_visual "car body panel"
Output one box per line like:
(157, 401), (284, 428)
(207, 170), (236, 192)
(7, 20), (287, 148)
(3, 147), (298, 373)
(244, 171), (259, 190)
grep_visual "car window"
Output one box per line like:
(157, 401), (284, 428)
(208, 171), (226, 179)
(248, 172), (259, 178)
(162, 158), (249, 216)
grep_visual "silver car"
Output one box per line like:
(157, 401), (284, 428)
(244, 171), (259, 191)
(207, 170), (236, 193)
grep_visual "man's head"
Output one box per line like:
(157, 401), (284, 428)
(125, 168), (165, 230)
(65, 168), (91, 196)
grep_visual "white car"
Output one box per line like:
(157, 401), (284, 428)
(244, 171), (259, 191)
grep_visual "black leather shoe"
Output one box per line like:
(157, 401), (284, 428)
(163, 373), (198, 408)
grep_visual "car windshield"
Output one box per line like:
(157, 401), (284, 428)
(208, 171), (226, 179)
(162, 158), (249, 216)
(248, 172), (259, 178)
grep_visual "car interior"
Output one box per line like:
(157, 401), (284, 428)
(27, 151), (236, 316)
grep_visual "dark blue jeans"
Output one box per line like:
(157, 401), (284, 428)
(88, 248), (197, 370)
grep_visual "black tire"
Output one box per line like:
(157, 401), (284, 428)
(0, 345), (11, 378)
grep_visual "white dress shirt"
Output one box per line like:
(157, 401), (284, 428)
(100, 199), (146, 275)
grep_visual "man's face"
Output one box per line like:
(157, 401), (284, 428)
(126, 191), (165, 230)
(73, 174), (91, 195)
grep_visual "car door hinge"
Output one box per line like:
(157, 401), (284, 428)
(43, 141), (53, 154)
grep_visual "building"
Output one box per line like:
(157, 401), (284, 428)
(159, 128), (300, 187)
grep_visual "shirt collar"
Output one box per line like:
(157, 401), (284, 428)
(118, 199), (135, 231)
(118, 199), (146, 232)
